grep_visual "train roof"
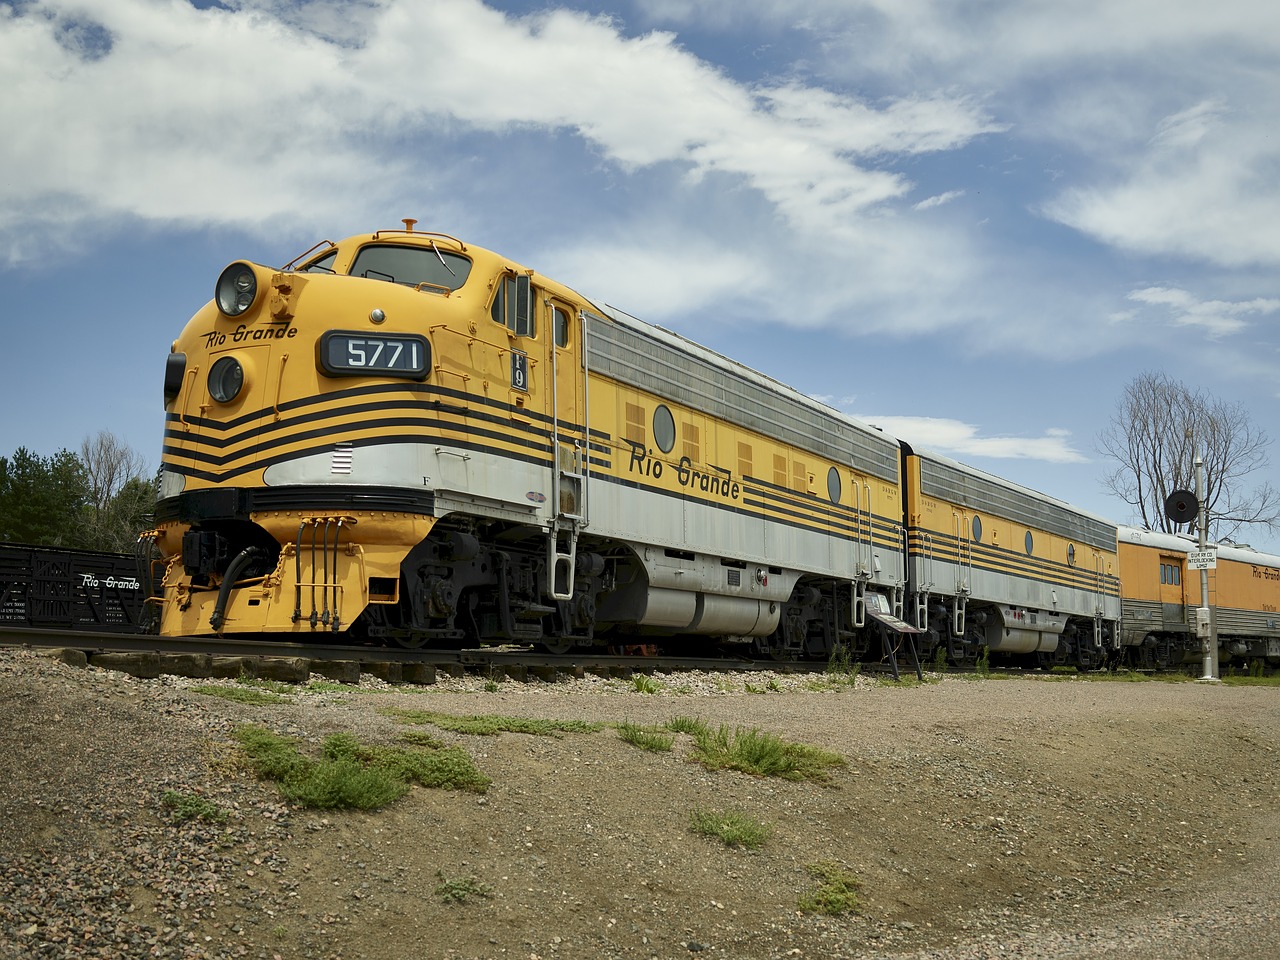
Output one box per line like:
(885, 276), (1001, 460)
(590, 300), (895, 445)
(1118, 524), (1280, 567)
(910, 444), (1119, 528)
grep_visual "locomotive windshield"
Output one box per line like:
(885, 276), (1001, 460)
(348, 243), (473, 291)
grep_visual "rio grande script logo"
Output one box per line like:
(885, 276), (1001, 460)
(80, 573), (142, 591)
(625, 440), (741, 501)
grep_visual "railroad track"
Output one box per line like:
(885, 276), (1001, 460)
(0, 627), (834, 684)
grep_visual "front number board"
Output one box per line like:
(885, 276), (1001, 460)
(319, 331), (430, 379)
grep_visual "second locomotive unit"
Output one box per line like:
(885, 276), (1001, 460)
(154, 220), (1120, 666)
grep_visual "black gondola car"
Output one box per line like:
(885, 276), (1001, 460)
(0, 543), (146, 632)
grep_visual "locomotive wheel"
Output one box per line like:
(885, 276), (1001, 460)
(946, 635), (976, 670)
(538, 636), (575, 655)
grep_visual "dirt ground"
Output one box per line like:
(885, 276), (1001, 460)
(3, 648), (1280, 960)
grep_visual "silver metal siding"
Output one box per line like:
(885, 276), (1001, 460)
(586, 311), (900, 482)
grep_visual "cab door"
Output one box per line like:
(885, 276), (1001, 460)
(543, 297), (588, 600)
(547, 298), (587, 520)
(1159, 554), (1186, 628)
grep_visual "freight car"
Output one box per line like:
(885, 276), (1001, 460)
(0, 542), (146, 633)
(157, 220), (1280, 674)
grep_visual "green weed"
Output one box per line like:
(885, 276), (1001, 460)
(631, 674), (662, 694)
(689, 808), (772, 850)
(665, 715), (710, 737)
(380, 707), (603, 737)
(689, 724), (845, 783)
(617, 721), (675, 752)
(435, 871), (492, 904)
(798, 860), (860, 915)
(160, 789), (228, 824)
(231, 725), (488, 810)
(191, 684), (292, 706)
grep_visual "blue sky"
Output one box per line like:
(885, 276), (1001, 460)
(2, 0), (1278, 545)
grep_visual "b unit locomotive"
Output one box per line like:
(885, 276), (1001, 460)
(151, 221), (1276, 670)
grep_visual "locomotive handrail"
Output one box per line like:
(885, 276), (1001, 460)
(413, 281), (453, 297)
(281, 239), (337, 271)
(179, 367), (199, 425)
(371, 229), (468, 251)
(273, 353), (289, 420)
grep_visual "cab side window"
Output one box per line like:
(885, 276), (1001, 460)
(491, 274), (535, 337)
(553, 305), (571, 348)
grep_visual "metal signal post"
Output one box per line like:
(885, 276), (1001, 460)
(1195, 454), (1220, 681)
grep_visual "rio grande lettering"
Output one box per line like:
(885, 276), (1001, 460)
(1251, 565), (1280, 580)
(80, 573), (141, 591)
(625, 441), (740, 500)
(203, 324), (298, 348)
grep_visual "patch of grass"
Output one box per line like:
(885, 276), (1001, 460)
(798, 860), (860, 915)
(231, 725), (488, 810)
(435, 871), (492, 904)
(665, 715), (710, 737)
(399, 730), (446, 749)
(689, 724), (846, 783)
(689, 808), (772, 850)
(191, 684), (292, 706)
(617, 721), (675, 752)
(236, 676), (296, 695)
(932, 643), (948, 673)
(1087, 669), (1151, 683)
(631, 673), (662, 694)
(1220, 673), (1280, 687)
(380, 707), (603, 737)
(305, 680), (355, 693)
(825, 644), (861, 685)
(160, 789), (228, 824)
(975, 646), (991, 678)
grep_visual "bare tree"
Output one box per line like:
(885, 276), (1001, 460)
(77, 431), (155, 552)
(1098, 372), (1280, 542)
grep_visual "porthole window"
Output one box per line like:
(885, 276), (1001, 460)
(827, 467), (841, 504)
(652, 404), (676, 454)
(972, 515), (983, 543)
(1067, 543), (1076, 566)
(1025, 531), (1034, 555)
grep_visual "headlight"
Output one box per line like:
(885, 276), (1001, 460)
(208, 356), (244, 403)
(215, 262), (258, 316)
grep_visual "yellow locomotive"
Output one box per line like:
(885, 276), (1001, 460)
(154, 220), (910, 657)
(146, 220), (1280, 671)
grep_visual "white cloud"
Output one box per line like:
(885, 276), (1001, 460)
(0, 0), (1000, 260)
(1043, 97), (1280, 269)
(855, 416), (1087, 464)
(1126, 286), (1280, 338)
(913, 190), (964, 211)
